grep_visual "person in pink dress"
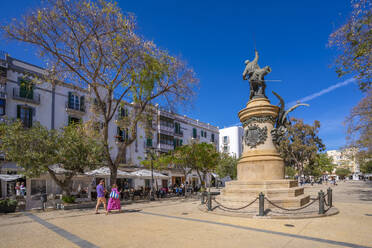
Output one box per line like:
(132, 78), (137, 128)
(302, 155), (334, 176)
(106, 184), (121, 215)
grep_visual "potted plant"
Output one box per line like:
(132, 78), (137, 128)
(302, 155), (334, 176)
(0, 199), (18, 213)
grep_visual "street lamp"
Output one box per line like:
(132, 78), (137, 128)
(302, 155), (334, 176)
(146, 147), (157, 201)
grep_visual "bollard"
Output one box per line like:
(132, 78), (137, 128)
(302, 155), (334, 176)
(318, 190), (325, 214)
(258, 192), (265, 216)
(207, 192), (212, 211)
(327, 187), (332, 207)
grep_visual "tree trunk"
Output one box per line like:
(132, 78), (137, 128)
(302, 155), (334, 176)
(47, 169), (74, 196)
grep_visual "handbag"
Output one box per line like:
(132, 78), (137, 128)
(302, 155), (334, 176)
(110, 190), (119, 199)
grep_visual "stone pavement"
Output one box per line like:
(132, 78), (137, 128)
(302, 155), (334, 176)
(0, 181), (371, 248)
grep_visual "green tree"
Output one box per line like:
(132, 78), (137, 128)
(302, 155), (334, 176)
(285, 166), (297, 179)
(216, 153), (238, 180)
(304, 153), (336, 178)
(278, 118), (325, 177)
(335, 167), (352, 179)
(0, 120), (104, 196)
(1, 0), (197, 184)
(357, 150), (372, 174)
(328, 0), (371, 91)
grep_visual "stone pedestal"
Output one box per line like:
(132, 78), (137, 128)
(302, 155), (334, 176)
(216, 98), (310, 208)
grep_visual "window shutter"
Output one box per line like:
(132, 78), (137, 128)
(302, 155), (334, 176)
(193, 128), (197, 138)
(68, 92), (73, 108)
(17, 105), (21, 118)
(125, 128), (129, 141)
(28, 108), (33, 127)
(68, 116), (71, 125)
(80, 96), (85, 111)
(31, 107), (36, 117)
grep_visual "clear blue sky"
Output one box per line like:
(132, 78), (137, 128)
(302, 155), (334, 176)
(0, 0), (363, 150)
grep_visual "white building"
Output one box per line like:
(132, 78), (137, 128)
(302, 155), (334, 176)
(327, 148), (360, 180)
(219, 126), (243, 158)
(0, 51), (219, 200)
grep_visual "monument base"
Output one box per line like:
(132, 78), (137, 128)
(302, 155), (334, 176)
(216, 180), (310, 208)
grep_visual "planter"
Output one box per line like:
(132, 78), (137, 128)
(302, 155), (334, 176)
(0, 204), (17, 213)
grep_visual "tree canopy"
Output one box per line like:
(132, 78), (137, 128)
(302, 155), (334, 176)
(328, 0), (371, 91)
(278, 118), (325, 176)
(0, 120), (104, 195)
(216, 153), (238, 180)
(1, 0), (198, 183)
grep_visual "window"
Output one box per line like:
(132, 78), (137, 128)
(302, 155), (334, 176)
(193, 128), (197, 138)
(68, 92), (85, 111)
(173, 138), (183, 149)
(146, 138), (153, 147)
(223, 136), (229, 143)
(211, 133), (215, 142)
(145, 179), (150, 188)
(19, 78), (34, 100)
(174, 122), (182, 134)
(223, 145), (229, 153)
(116, 127), (128, 142)
(200, 130), (207, 138)
(68, 116), (81, 125)
(0, 99), (5, 116)
(17, 105), (33, 128)
(118, 106), (129, 118)
(160, 134), (173, 146)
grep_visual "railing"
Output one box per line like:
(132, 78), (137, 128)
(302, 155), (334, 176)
(203, 187), (334, 216)
(66, 101), (85, 112)
(12, 87), (40, 104)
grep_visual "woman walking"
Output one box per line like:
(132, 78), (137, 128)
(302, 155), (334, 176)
(106, 184), (121, 215)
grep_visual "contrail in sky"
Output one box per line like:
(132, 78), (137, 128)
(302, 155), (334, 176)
(288, 78), (355, 106)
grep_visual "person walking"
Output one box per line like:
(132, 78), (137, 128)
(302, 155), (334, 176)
(20, 182), (26, 196)
(95, 179), (107, 214)
(106, 184), (121, 215)
(15, 182), (21, 196)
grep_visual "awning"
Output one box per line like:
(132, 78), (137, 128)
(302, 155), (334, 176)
(85, 167), (132, 177)
(49, 164), (73, 174)
(0, 174), (24, 181)
(211, 173), (219, 178)
(129, 169), (169, 179)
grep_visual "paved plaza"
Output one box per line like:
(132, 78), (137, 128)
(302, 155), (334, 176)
(0, 181), (371, 248)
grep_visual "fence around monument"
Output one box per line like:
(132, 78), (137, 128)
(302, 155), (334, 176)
(201, 188), (334, 216)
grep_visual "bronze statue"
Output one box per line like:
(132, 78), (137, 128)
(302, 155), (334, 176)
(243, 50), (271, 100)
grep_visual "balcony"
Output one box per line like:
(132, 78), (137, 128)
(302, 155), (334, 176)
(66, 101), (85, 116)
(174, 130), (183, 137)
(12, 88), (40, 104)
(158, 143), (174, 152)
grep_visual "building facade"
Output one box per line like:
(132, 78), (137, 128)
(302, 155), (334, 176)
(0, 52), (219, 200)
(327, 148), (360, 180)
(219, 126), (243, 158)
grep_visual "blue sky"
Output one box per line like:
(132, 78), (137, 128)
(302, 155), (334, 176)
(0, 0), (363, 150)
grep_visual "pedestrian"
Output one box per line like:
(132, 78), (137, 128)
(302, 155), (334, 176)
(20, 182), (26, 196)
(106, 184), (121, 215)
(15, 182), (21, 196)
(95, 179), (107, 214)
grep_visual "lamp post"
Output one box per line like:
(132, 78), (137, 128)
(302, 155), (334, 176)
(147, 147), (156, 201)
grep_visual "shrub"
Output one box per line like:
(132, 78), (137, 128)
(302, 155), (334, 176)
(62, 195), (75, 204)
(0, 199), (17, 207)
